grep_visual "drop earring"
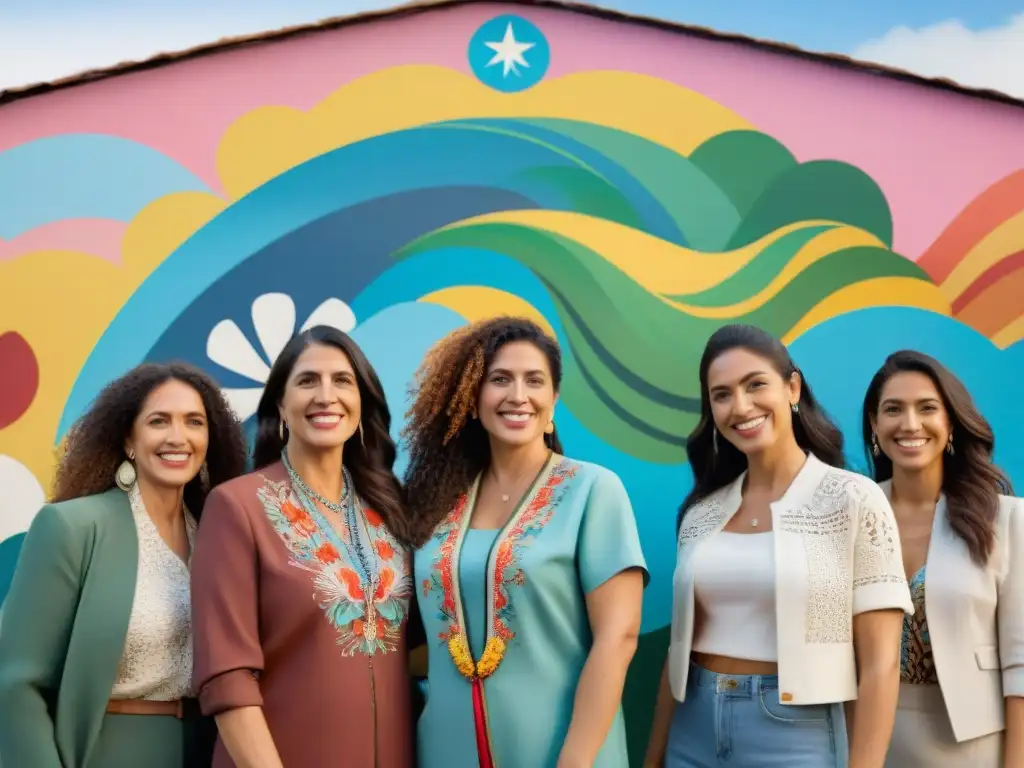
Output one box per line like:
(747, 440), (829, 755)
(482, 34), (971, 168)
(712, 426), (719, 455)
(358, 421), (365, 448)
(871, 433), (880, 457)
(279, 420), (287, 441)
(115, 450), (137, 492)
(544, 420), (554, 435)
(946, 434), (955, 455)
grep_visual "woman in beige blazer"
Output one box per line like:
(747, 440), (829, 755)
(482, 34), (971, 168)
(645, 324), (912, 768)
(862, 349), (1023, 767)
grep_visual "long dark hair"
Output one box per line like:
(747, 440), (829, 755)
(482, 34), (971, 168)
(679, 324), (844, 524)
(52, 362), (248, 518)
(862, 349), (1012, 565)
(251, 325), (409, 543)
(402, 316), (564, 547)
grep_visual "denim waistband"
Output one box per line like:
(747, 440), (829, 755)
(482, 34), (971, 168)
(689, 660), (779, 696)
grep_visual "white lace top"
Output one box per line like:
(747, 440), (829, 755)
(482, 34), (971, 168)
(110, 485), (196, 701)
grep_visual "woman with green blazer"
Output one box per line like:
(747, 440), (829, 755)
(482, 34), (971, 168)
(0, 362), (247, 768)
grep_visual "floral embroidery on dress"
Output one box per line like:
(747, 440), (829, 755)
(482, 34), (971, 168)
(423, 456), (578, 654)
(901, 566), (937, 683)
(257, 475), (411, 656)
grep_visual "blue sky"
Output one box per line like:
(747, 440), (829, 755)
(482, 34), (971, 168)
(1, 1), (1022, 97)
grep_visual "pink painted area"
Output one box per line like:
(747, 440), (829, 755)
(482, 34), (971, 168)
(1, 3), (1022, 255)
(0, 218), (125, 263)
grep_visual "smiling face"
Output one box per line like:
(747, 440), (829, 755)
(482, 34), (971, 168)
(279, 342), (361, 453)
(706, 347), (800, 456)
(872, 371), (950, 473)
(126, 378), (209, 492)
(477, 341), (557, 450)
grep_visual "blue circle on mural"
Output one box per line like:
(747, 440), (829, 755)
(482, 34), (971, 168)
(468, 15), (550, 93)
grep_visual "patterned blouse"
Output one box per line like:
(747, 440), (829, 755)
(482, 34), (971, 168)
(111, 484), (196, 701)
(900, 565), (938, 684)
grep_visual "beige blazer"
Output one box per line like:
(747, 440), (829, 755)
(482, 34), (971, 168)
(881, 481), (1024, 742)
(670, 453), (913, 706)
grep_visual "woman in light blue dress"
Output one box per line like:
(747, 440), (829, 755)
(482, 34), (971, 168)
(403, 316), (648, 768)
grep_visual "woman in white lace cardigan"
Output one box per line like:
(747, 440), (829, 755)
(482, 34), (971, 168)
(0, 363), (246, 768)
(644, 324), (913, 768)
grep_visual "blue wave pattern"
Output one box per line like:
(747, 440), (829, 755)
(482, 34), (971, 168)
(0, 134), (212, 238)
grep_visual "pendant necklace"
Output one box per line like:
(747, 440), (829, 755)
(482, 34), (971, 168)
(490, 460), (545, 503)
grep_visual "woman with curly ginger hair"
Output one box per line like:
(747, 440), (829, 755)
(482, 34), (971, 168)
(0, 362), (248, 768)
(862, 350), (1024, 767)
(405, 316), (648, 768)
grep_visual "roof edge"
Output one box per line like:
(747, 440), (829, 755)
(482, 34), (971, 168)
(2, 0), (1022, 109)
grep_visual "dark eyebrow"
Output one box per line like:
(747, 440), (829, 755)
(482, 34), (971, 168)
(709, 370), (768, 393)
(880, 397), (942, 407)
(488, 367), (547, 377)
(146, 410), (206, 420)
(292, 368), (354, 379)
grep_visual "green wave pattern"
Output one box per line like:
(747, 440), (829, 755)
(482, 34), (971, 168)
(395, 119), (929, 462)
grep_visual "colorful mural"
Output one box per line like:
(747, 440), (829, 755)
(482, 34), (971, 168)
(2, 4), (1024, 762)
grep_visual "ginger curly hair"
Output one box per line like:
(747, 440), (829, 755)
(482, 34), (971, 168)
(402, 316), (563, 546)
(51, 362), (248, 517)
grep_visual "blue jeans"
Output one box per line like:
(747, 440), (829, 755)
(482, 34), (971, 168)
(665, 663), (848, 767)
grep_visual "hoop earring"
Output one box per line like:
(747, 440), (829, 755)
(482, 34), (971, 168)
(871, 433), (880, 457)
(115, 458), (137, 492)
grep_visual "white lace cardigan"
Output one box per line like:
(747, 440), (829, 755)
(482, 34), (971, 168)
(669, 452), (913, 706)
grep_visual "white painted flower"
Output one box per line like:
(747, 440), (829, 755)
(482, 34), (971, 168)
(0, 455), (45, 542)
(207, 293), (357, 421)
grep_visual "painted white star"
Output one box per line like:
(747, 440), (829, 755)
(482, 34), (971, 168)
(484, 22), (535, 78)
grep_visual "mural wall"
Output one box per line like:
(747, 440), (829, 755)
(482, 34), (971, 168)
(2, 2), (1024, 762)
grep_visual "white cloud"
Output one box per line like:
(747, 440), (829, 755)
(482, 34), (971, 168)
(0, 3), (397, 92)
(851, 13), (1024, 100)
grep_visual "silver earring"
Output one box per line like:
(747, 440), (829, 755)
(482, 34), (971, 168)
(712, 426), (719, 455)
(358, 421), (365, 448)
(791, 402), (800, 413)
(115, 459), (137, 491)
(279, 420), (286, 441)
(871, 433), (880, 457)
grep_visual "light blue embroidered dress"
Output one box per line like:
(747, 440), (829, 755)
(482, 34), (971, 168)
(414, 454), (648, 768)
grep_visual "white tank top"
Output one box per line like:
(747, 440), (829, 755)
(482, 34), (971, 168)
(691, 531), (778, 662)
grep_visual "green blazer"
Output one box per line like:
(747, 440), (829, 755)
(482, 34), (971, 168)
(0, 489), (139, 767)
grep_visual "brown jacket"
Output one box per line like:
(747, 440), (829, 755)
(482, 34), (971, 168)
(191, 462), (415, 767)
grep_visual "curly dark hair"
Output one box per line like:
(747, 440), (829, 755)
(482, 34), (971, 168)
(51, 362), (248, 517)
(402, 316), (564, 547)
(679, 324), (844, 527)
(862, 349), (1013, 565)
(251, 325), (410, 545)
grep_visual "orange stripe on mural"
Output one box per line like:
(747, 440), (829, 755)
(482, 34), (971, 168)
(951, 249), (1024, 314)
(917, 170), (1024, 284)
(954, 265), (1024, 337)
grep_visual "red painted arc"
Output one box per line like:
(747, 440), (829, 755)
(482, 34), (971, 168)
(0, 331), (39, 430)
(917, 169), (1024, 285)
(951, 249), (1024, 316)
